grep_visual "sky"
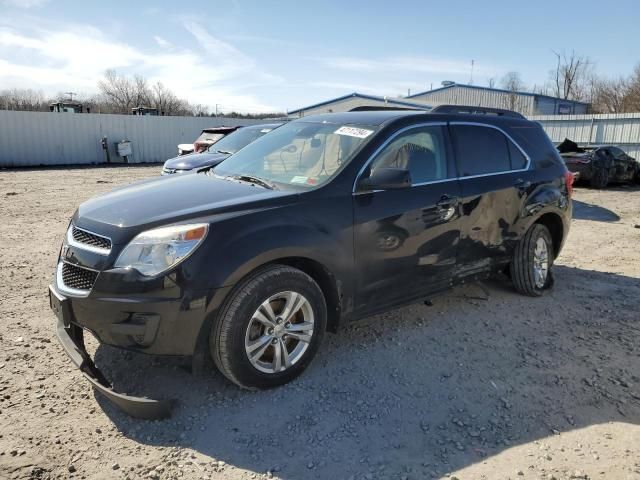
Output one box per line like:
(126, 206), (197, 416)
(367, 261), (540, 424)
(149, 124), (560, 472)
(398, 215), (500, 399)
(0, 0), (638, 113)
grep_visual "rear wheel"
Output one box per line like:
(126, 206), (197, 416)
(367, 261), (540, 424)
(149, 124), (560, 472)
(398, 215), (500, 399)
(510, 224), (554, 297)
(210, 265), (326, 389)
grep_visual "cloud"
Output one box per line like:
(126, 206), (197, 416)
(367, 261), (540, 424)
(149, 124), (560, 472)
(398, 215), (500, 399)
(0, 21), (280, 112)
(1, 0), (48, 8)
(153, 36), (171, 49)
(321, 55), (501, 78)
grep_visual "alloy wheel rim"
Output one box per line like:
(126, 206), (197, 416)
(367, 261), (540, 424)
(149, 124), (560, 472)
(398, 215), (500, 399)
(533, 237), (549, 289)
(244, 291), (314, 374)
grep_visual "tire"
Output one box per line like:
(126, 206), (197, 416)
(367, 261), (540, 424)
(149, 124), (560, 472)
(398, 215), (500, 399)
(590, 166), (609, 189)
(510, 224), (554, 297)
(210, 264), (327, 389)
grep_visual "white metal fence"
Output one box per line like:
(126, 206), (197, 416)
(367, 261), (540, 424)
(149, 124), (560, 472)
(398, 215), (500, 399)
(0, 111), (265, 167)
(530, 113), (640, 159)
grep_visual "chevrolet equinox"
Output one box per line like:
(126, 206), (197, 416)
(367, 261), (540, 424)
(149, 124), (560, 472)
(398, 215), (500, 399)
(49, 106), (573, 418)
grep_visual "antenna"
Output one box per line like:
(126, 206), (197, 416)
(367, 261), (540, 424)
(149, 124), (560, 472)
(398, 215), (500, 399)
(470, 60), (474, 85)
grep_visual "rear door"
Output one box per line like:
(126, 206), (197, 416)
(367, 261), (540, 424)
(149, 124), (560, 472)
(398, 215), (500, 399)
(449, 123), (532, 279)
(352, 123), (462, 311)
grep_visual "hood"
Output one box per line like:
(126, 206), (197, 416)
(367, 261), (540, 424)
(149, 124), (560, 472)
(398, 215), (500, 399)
(74, 173), (297, 243)
(164, 151), (230, 171)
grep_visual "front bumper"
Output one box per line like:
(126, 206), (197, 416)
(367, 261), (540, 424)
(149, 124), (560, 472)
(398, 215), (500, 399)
(50, 285), (175, 419)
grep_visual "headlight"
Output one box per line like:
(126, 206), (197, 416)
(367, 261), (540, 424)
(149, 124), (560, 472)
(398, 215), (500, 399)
(114, 224), (208, 276)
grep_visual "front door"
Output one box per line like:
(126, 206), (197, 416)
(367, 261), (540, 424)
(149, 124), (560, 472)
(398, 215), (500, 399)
(352, 124), (462, 312)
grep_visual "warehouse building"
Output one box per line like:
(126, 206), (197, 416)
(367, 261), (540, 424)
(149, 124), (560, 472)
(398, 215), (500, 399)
(289, 82), (589, 117)
(406, 83), (589, 116)
(288, 93), (433, 117)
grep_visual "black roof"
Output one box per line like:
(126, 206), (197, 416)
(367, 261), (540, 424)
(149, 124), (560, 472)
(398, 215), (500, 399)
(294, 110), (533, 128)
(296, 110), (425, 126)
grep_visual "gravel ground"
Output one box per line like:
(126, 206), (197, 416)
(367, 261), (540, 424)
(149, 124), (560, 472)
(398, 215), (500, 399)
(0, 165), (639, 480)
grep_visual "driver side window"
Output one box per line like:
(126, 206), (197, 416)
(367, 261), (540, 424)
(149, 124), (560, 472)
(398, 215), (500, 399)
(369, 126), (449, 185)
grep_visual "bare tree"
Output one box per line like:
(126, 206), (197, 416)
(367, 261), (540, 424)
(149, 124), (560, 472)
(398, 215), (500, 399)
(625, 63), (640, 112)
(591, 77), (627, 113)
(98, 70), (138, 113)
(501, 71), (525, 92)
(98, 72), (196, 115)
(133, 75), (152, 108)
(191, 103), (210, 117)
(151, 81), (190, 115)
(501, 71), (526, 111)
(550, 50), (592, 101)
(0, 88), (48, 111)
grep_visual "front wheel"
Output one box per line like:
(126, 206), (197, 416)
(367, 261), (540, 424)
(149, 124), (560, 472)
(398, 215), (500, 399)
(210, 265), (327, 389)
(510, 224), (554, 297)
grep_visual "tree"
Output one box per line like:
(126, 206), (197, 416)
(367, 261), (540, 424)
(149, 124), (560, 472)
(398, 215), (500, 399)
(592, 77), (629, 113)
(0, 88), (48, 111)
(550, 50), (592, 101)
(625, 63), (640, 112)
(97, 70), (138, 113)
(501, 71), (526, 111)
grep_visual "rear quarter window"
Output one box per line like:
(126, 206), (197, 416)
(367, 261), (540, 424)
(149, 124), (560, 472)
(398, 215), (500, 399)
(451, 125), (511, 176)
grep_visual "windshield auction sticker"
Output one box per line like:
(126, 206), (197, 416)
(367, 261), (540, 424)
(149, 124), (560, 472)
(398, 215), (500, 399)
(334, 126), (374, 139)
(290, 176), (309, 184)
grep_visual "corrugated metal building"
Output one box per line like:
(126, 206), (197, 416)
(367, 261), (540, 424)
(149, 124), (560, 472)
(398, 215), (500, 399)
(406, 83), (589, 116)
(288, 93), (433, 117)
(289, 84), (590, 118)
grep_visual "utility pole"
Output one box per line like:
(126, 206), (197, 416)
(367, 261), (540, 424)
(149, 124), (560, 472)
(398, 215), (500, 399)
(470, 60), (474, 85)
(65, 92), (77, 102)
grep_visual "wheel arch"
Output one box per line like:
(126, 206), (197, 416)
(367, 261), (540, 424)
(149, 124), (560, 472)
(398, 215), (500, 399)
(534, 212), (564, 259)
(262, 257), (342, 333)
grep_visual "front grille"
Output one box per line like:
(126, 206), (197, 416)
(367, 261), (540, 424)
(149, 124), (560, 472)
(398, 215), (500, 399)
(61, 262), (98, 291)
(71, 226), (111, 251)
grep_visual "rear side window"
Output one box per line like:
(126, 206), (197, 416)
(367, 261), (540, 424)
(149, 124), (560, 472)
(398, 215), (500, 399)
(508, 141), (528, 169)
(452, 125), (525, 176)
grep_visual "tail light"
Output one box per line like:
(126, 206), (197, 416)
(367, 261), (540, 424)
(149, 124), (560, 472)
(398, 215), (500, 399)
(564, 170), (574, 197)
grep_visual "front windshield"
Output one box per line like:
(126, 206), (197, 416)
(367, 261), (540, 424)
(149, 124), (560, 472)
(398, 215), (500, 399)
(214, 121), (376, 188)
(208, 126), (275, 154)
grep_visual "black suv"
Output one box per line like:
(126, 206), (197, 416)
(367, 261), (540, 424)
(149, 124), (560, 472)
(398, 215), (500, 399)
(49, 106), (573, 418)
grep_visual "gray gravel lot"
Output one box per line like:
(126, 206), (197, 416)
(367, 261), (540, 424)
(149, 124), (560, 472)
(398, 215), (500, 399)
(0, 165), (639, 480)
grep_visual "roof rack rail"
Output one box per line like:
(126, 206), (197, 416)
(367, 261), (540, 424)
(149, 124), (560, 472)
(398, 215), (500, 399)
(430, 105), (525, 119)
(349, 106), (427, 112)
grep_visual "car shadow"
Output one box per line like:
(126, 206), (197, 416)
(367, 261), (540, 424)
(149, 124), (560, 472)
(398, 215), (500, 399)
(572, 199), (621, 222)
(94, 265), (640, 479)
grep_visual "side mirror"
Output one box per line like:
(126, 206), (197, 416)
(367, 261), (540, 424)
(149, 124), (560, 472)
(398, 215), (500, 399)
(359, 167), (411, 191)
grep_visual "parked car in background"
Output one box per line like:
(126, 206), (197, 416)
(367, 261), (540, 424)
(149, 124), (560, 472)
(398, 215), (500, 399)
(557, 138), (638, 188)
(177, 126), (240, 156)
(49, 106), (572, 418)
(163, 123), (282, 175)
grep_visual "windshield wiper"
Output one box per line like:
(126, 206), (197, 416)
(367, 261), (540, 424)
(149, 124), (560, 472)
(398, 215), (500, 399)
(215, 150), (234, 155)
(227, 174), (278, 190)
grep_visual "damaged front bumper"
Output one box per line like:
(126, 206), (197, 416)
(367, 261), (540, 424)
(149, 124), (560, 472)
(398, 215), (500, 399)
(50, 285), (175, 420)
